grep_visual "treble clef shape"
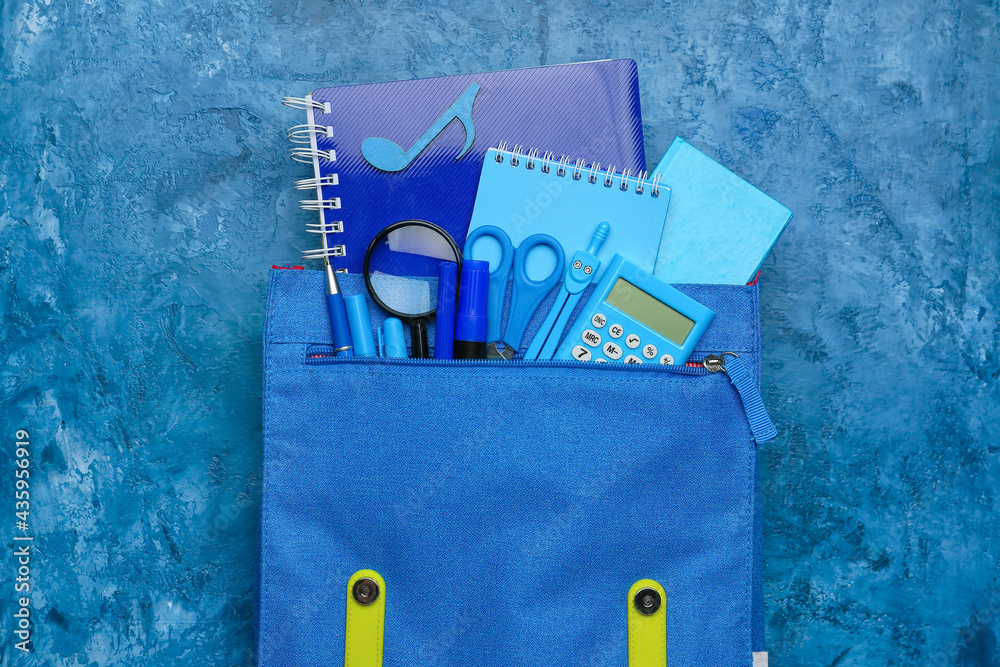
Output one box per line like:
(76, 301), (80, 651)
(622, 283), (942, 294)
(361, 82), (481, 173)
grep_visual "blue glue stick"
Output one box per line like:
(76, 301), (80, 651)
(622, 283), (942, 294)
(454, 259), (490, 359)
(379, 317), (408, 358)
(345, 294), (377, 356)
(435, 261), (458, 359)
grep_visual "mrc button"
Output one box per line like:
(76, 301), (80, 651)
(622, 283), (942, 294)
(581, 329), (602, 347)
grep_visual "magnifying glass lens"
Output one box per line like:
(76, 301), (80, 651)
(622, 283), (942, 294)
(364, 220), (462, 358)
(367, 225), (453, 314)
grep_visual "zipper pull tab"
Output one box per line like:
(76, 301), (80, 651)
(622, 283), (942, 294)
(704, 353), (778, 444)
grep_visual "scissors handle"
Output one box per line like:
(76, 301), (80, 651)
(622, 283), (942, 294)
(503, 234), (565, 351)
(463, 225), (514, 345)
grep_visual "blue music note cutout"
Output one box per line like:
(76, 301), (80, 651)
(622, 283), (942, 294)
(361, 82), (480, 173)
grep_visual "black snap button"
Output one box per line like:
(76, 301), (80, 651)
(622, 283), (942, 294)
(633, 587), (661, 616)
(353, 578), (380, 605)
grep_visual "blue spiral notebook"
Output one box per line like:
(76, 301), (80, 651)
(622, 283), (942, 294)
(284, 59), (645, 273)
(468, 147), (670, 280)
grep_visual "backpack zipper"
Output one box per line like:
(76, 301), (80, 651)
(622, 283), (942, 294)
(304, 348), (777, 443)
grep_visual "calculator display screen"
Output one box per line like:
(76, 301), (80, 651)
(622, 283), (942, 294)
(605, 278), (695, 346)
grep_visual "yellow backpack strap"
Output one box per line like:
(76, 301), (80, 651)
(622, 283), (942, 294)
(628, 579), (667, 667)
(345, 570), (386, 667)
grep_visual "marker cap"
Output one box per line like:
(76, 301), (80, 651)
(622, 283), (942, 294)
(455, 259), (490, 344)
(345, 294), (377, 357)
(434, 261), (458, 359)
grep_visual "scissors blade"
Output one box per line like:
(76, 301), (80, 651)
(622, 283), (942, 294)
(486, 342), (516, 360)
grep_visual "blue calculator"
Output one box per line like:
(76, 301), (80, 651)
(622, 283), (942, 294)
(554, 254), (715, 365)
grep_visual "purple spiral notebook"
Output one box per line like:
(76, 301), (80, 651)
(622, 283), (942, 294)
(284, 59), (645, 273)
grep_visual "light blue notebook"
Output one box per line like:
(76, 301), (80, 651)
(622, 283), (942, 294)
(651, 137), (792, 284)
(467, 145), (670, 279)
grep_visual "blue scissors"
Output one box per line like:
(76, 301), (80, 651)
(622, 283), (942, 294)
(463, 225), (566, 360)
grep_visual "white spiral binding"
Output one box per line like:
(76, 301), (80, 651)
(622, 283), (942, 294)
(282, 96), (327, 111)
(287, 124), (333, 144)
(285, 93), (345, 262)
(650, 173), (663, 198)
(491, 142), (662, 196)
(588, 162), (601, 184)
(634, 170), (648, 194)
(619, 168), (631, 191)
(603, 166), (617, 188)
(510, 144), (523, 167)
(294, 175), (339, 190)
(540, 151), (554, 173)
(525, 148), (538, 170)
(299, 197), (341, 211)
(556, 155), (569, 177)
(290, 147), (336, 164)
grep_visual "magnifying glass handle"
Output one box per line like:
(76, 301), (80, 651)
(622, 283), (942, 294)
(410, 319), (430, 358)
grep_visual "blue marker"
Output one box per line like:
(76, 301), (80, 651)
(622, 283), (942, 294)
(434, 261), (458, 359)
(345, 294), (377, 356)
(453, 259), (490, 359)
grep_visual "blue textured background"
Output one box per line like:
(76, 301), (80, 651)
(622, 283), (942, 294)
(1, 1), (997, 665)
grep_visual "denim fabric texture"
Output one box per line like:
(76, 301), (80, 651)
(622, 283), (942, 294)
(260, 268), (765, 666)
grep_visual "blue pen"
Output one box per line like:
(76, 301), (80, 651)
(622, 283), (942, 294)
(324, 260), (354, 356)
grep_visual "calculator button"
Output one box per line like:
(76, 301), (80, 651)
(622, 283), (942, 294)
(571, 345), (592, 362)
(659, 353), (675, 365)
(592, 313), (607, 328)
(624, 355), (643, 364)
(603, 342), (623, 360)
(625, 333), (641, 349)
(581, 329), (602, 347)
(594, 357), (609, 364)
(643, 344), (657, 359)
(609, 324), (624, 339)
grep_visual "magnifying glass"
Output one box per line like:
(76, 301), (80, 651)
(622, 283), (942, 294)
(363, 220), (462, 358)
